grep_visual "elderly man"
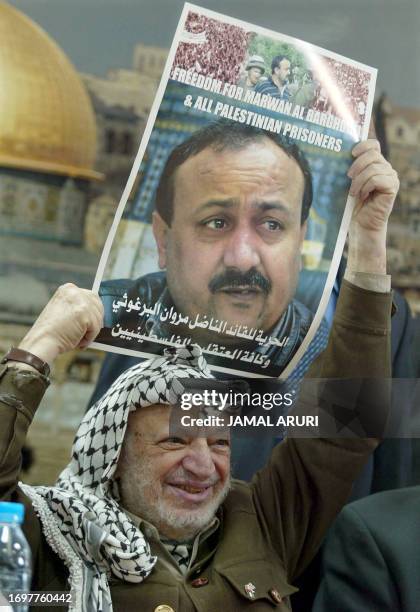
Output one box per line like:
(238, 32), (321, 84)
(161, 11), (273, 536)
(2, 133), (399, 608)
(0, 141), (397, 610)
(1, 284), (391, 611)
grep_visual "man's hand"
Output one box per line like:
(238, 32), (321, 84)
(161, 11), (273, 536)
(18, 283), (104, 366)
(346, 139), (399, 274)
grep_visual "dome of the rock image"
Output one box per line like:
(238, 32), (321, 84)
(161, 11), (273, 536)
(0, 1), (99, 179)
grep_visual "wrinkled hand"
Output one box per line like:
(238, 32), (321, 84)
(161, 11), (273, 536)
(19, 283), (104, 365)
(348, 139), (399, 232)
(347, 139), (399, 274)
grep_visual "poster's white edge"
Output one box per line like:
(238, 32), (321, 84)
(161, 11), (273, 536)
(92, 2), (192, 293)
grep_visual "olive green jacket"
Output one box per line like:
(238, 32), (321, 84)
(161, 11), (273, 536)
(0, 281), (392, 612)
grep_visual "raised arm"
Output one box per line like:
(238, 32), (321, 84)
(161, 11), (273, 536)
(252, 139), (399, 581)
(0, 283), (103, 498)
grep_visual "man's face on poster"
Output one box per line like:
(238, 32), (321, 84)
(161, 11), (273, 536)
(153, 137), (307, 335)
(248, 67), (263, 85)
(274, 58), (291, 84)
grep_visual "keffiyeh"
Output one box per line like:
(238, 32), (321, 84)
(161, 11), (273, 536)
(20, 345), (214, 612)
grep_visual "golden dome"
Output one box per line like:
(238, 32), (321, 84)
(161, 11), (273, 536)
(0, 2), (100, 180)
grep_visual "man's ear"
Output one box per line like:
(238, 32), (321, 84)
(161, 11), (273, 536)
(152, 211), (169, 269)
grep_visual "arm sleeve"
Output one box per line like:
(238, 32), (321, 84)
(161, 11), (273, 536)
(0, 364), (49, 498)
(0, 365), (71, 588)
(313, 506), (399, 611)
(251, 280), (392, 581)
(307, 279), (392, 379)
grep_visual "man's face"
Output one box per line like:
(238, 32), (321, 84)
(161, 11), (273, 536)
(117, 405), (231, 540)
(248, 66), (263, 85)
(274, 58), (291, 84)
(153, 138), (306, 333)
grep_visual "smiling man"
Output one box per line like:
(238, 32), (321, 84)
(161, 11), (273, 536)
(1, 263), (394, 610)
(0, 121), (399, 610)
(118, 402), (231, 541)
(100, 122), (315, 372)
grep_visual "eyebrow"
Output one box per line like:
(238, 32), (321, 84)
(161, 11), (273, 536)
(195, 199), (292, 216)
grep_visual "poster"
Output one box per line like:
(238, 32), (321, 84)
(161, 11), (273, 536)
(92, 2), (376, 378)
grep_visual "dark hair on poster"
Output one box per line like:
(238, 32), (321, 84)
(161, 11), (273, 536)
(155, 120), (313, 226)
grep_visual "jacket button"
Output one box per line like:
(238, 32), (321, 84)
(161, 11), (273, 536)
(269, 588), (282, 604)
(191, 577), (209, 587)
(154, 606), (175, 612)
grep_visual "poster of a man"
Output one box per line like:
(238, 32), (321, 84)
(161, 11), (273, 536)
(100, 122), (314, 374)
(92, 4), (377, 378)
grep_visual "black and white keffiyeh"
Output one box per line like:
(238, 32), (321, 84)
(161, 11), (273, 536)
(20, 345), (214, 612)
